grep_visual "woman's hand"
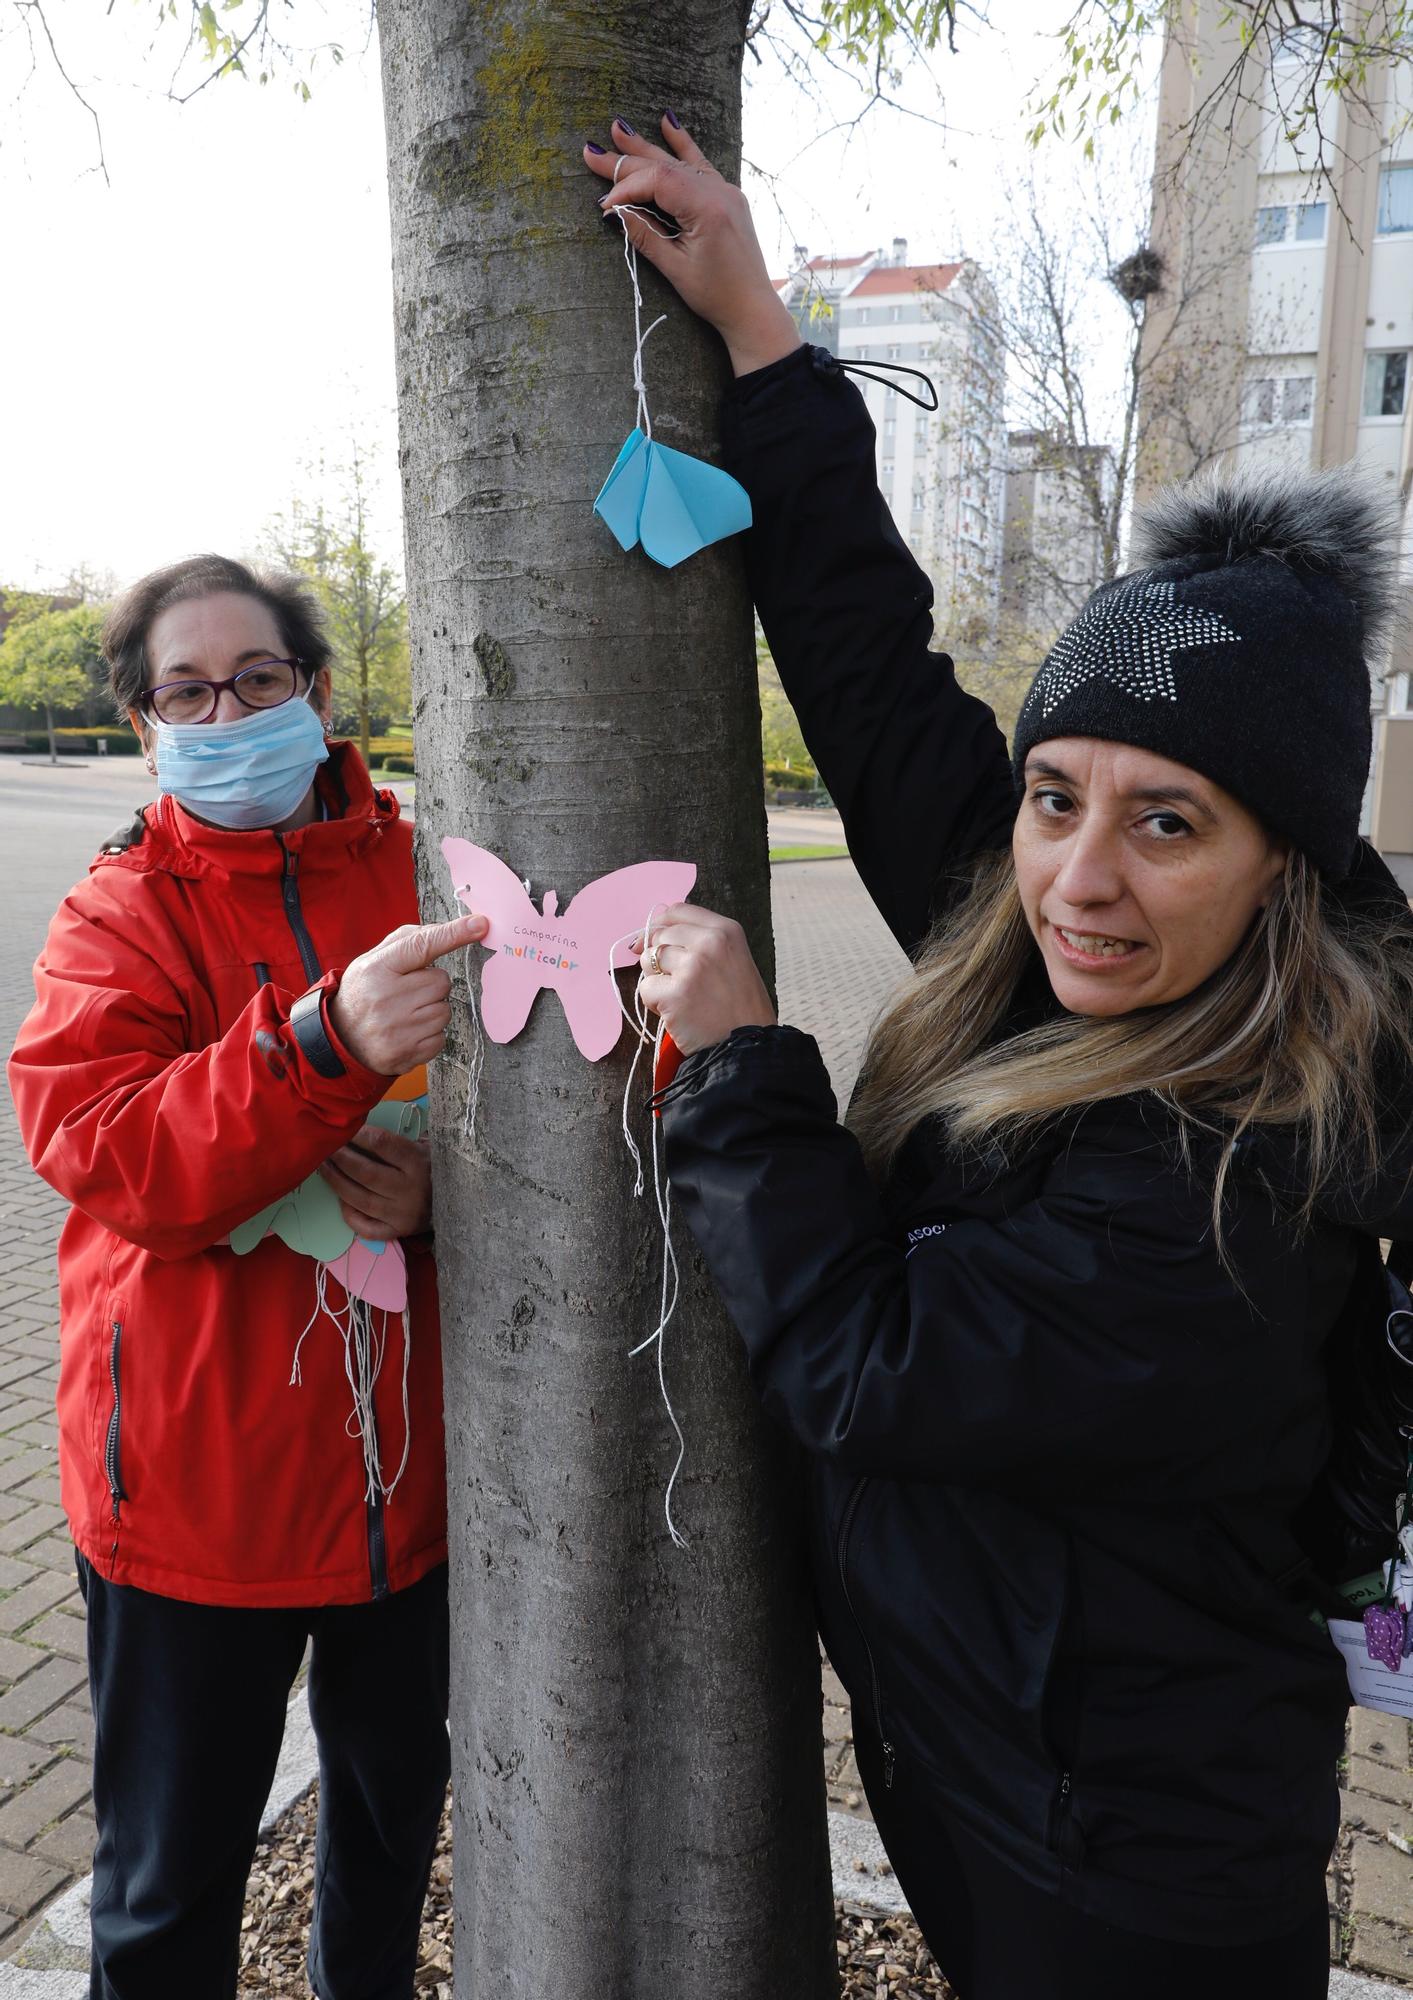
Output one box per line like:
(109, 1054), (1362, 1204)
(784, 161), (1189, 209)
(318, 1126), (432, 1241)
(328, 914), (486, 1076)
(636, 904), (777, 1056)
(584, 115), (802, 378)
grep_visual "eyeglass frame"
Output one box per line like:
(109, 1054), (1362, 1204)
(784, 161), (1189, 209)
(138, 657), (311, 727)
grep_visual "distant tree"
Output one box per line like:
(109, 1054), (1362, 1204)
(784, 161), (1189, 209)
(757, 627), (815, 775)
(0, 603), (106, 764)
(263, 445), (409, 759)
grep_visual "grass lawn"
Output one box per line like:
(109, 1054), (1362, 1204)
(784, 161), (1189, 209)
(769, 844), (848, 863)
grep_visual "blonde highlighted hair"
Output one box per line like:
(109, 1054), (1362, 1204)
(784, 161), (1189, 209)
(849, 848), (1413, 1235)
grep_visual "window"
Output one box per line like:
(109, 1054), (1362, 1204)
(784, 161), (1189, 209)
(889, 305), (903, 323)
(1242, 372), (1314, 426)
(883, 415), (897, 438)
(856, 345), (870, 360)
(857, 308), (871, 324)
(887, 344), (902, 361)
(911, 487), (925, 512)
(1379, 165), (1413, 235)
(1244, 378), (1276, 424)
(1281, 375), (1313, 423)
(882, 459), (895, 483)
(1364, 350), (1409, 418)
(1255, 206), (1288, 246)
(1294, 202), (1327, 241)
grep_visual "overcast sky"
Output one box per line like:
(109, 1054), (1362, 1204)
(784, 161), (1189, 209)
(0, 0), (1156, 593)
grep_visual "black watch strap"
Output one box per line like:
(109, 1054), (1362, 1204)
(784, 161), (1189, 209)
(289, 986), (346, 1080)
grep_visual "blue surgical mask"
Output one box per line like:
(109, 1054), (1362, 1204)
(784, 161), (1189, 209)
(153, 695), (330, 830)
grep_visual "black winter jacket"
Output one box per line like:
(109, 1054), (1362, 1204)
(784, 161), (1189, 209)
(659, 345), (1413, 1946)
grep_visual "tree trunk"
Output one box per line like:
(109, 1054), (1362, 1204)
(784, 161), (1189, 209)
(378, 8), (836, 1998)
(43, 702), (57, 767)
(360, 650), (371, 763)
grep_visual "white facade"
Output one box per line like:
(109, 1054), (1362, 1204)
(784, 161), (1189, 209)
(1001, 433), (1119, 645)
(1143, 21), (1413, 865)
(777, 244), (1007, 642)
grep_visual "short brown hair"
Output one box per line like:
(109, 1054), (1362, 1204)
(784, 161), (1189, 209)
(102, 554), (333, 719)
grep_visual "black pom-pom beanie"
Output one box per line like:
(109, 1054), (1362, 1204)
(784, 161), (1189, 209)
(1010, 463), (1403, 879)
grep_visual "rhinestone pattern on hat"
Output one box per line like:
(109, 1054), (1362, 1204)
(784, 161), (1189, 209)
(1027, 578), (1242, 719)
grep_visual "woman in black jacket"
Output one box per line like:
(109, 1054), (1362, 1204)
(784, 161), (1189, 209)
(587, 121), (1413, 1998)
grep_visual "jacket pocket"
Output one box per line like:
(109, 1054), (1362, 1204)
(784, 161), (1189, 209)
(103, 1311), (126, 1524)
(837, 1477), (897, 1788)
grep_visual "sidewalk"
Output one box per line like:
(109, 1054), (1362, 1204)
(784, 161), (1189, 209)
(4, 760), (1413, 1985)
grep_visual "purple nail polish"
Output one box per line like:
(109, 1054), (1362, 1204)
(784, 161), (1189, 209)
(664, 108), (682, 129)
(615, 117), (637, 137)
(586, 141), (607, 155)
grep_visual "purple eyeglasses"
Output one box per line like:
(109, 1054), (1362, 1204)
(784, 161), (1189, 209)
(142, 658), (307, 727)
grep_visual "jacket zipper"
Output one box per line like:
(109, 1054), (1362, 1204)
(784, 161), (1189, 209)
(276, 840), (322, 985)
(367, 1487), (389, 1601)
(104, 1317), (126, 1525)
(836, 1478), (896, 1787)
(274, 837), (389, 1602)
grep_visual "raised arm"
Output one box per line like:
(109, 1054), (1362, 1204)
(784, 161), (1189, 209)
(587, 115), (1016, 953)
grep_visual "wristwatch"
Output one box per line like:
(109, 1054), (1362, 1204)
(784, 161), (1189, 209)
(289, 985), (346, 1080)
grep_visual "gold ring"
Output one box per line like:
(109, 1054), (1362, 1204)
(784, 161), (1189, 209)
(647, 943), (664, 976)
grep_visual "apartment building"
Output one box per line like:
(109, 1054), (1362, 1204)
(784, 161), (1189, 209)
(1001, 432), (1119, 647)
(777, 242), (1007, 642)
(1138, 11), (1413, 877)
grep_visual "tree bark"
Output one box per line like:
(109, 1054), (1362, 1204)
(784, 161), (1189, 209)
(43, 702), (57, 766)
(378, 7), (836, 1997)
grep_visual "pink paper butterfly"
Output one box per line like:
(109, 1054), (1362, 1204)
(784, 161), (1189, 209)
(441, 840), (697, 1061)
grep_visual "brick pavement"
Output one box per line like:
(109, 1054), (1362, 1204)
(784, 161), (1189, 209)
(5, 762), (1413, 1983)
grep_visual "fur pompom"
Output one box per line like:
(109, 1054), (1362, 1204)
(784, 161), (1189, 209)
(1133, 461), (1404, 643)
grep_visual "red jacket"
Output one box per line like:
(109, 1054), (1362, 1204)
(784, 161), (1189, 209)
(7, 745), (446, 1607)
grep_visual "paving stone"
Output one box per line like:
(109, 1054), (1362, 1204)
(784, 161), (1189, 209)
(0, 1639), (58, 1688)
(0, 1659), (88, 1733)
(1348, 1912), (1413, 1981)
(0, 1430), (57, 1460)
(0, 1760), (90, 1849)
(33, 1809), (96, 1877)
(24, 1707), (93, 1756)
(1346, 1756), (1413, 1810)
(15, 1546), (76, 1583)
(0, 1738), (57, 1791)
(0, 1575), (74, 1638)
(1349, 1711), (1409, 1769)
(21, 1616), (84, 1666)
(0, 1844), (67, 1919)
(0, 1563), (42, 1599)
(1350, 1830), (1413, 1929)
(9, 1478), (61, 1510)
(0, 1510), (65, 1557)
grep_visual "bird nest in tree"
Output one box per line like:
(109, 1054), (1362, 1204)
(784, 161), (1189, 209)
(1109, 247), (1164, 303)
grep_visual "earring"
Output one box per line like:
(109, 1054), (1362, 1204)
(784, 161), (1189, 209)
(144, 755), (156, 775)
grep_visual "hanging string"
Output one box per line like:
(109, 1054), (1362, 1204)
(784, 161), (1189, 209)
(834, 355), (940, 411)
(609, 904), (689, 1550)
(459, 936), (487, 1145)
(608, 167), (680, 442)
(287, 1261), (412, 1504)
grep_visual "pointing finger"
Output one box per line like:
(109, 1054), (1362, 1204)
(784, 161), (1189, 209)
(385, 913), (487, 972)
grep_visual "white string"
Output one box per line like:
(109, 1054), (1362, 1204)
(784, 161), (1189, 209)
(611, 902), (689, 1550)
(459, 936), (487, 1145)
(288, 1260), (411, 1503)
(610, 197), (679, 444)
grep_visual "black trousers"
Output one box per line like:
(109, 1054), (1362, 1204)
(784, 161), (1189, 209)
(853, 1722), (1331, 2000)
(76, 1555), (450, 2000)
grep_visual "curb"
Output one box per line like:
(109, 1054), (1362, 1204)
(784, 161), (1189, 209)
(0, 1707), (1402, 1997)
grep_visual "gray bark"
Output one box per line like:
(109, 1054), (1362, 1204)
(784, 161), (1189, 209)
(378, 6), (836, 1996)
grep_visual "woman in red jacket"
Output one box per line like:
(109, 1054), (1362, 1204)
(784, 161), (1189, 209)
(8, 554), (483, 2000)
